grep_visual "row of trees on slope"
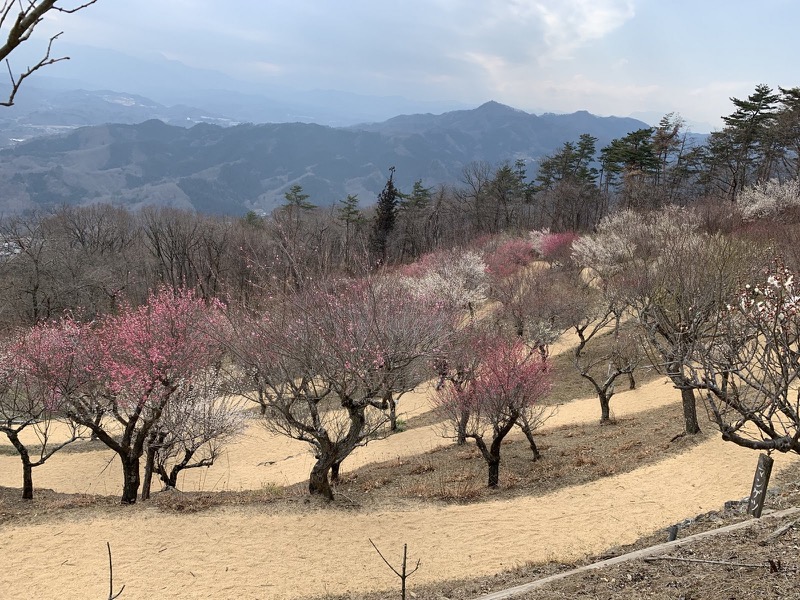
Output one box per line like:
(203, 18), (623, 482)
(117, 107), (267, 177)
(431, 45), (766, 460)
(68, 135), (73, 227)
(7, 202), (800, 504)
(0, 259), (555, 502)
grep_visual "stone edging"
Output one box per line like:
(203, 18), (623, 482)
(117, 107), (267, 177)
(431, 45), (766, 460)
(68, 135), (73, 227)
(475, 506), (800, 600)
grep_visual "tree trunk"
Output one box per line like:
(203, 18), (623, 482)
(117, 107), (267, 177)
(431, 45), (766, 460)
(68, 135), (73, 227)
(141, 444), (158, 501)
(387, 391), (398, 432)
(330, 461), (341, 483)
(457, 411), (469, 446)
(308, 458), (334, 500)
(21, 457), (33, 500)
(599, 394), (612, 424)
(7, 432), (35, 500)
(120, 456), (141, 505)
(487, 456), (500, 488)
(519, 421), (541, 461)
(90, 407), (103, 440)
(681, 387), (701, 435)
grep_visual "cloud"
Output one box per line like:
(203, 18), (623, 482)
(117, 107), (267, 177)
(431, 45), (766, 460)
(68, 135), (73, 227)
(529, 0), (637, 61)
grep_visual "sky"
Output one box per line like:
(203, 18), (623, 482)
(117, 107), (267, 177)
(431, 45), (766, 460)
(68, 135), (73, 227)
(30, 0), (800, 131)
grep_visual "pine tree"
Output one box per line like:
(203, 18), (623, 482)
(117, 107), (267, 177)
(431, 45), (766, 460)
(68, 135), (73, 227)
(370, 167), (399, 263)
(337, 194), (364, 267)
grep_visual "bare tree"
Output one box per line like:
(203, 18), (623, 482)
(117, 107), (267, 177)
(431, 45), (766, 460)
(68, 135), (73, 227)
(574, 207), (759, 435)
(0, 1), (100, 106)
(228, 277), (457, 499)
(143, 368), (248, 495)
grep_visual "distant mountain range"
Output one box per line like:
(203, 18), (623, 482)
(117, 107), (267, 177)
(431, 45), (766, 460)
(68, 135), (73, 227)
(0, 101), (651, 215)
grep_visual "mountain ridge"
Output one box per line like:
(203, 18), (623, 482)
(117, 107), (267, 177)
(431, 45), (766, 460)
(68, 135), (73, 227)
(0, 102), (652, 215)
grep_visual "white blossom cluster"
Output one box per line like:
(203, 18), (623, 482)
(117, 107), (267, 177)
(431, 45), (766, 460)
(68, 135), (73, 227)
(528, 229), (550, 256)
(400, 249), (489, 309)
(572, 207), (700, 279)
(739, 264), (800, 322)
(737, 178), (800, 221)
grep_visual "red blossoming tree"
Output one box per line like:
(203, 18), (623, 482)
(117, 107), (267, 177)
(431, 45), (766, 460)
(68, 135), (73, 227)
(435, 333), (552, 487)
(0, 327), (86, 499)
(22, 287), (225, 503)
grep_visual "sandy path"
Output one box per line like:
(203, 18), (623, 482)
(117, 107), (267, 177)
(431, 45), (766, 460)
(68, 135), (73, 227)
(2, 435), (795, 600)
(3, 351), (789, 599)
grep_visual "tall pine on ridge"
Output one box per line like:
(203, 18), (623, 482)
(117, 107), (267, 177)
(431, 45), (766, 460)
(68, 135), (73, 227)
(370, 166), (399, 263)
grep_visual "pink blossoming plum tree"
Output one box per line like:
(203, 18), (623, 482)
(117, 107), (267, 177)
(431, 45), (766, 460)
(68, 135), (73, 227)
(435, 333), (551, 487)
(0, 328), (85, 499)
(22, 287), (225, 504)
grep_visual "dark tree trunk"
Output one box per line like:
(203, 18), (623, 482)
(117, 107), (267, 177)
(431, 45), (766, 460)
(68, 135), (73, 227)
(457, 411), (469, 445)
(519, 421), (541, 461)
(141, 430), (166, 500)
(599, 393), (612, 424)
(120, 456), (141, 504)
(7, 431), (35, 499)
(387, 391), (398, 432)
(257, 387), (268, 416)
(90, 407), (103, 440)
(330, 461), (341, 483)
(21, 457), (33, 500)
(487, 457), (500, 488)
(308, 458), (334, 500)
(157, 464), (178, 490)
(681, 387), (701, 435)
(141, 444), (157, 501)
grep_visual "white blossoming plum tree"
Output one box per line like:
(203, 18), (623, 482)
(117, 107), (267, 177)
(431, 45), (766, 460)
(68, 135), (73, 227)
(694, 261), (800, 454)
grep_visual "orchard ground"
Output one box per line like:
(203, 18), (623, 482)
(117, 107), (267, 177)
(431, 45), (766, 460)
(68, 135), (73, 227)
(1, 333), (798, 600)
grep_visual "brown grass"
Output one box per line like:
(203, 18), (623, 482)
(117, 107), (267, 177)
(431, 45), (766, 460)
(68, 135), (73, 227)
(250, 399), (711, 511)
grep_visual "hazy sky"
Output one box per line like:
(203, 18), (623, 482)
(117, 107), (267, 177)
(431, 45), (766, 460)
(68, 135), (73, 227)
(37, 0), (800, 129)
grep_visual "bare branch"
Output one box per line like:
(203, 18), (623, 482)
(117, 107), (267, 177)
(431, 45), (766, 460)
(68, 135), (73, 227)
(0, 0), (101, 106)
(106, 541), (125, 600)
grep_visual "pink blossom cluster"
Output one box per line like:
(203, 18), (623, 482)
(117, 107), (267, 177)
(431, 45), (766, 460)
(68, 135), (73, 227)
(538, 232), (580, 262)
(436, 333), (551, 418)
(14, 287), (225, 411)
(483, 238), (536, 278)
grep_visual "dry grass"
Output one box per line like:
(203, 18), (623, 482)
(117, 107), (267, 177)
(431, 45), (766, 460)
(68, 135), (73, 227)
(320, 400), (708, 507)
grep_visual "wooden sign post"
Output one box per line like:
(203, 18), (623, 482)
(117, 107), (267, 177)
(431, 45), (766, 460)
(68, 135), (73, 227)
(747, 453), (774, 518)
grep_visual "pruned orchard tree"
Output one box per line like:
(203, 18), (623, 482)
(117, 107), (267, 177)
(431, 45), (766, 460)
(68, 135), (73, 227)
(149, 367), (249, 493)
(559, 269), (640, 424)
(435, 332), (551, 487)
(23, 287), (225, 504)
(573, 207), (759, 435)
(692, 261), (800, 453)
(228, 276), (457, 500)
(0, 1), (100, 106)
(0, 329), (85, 499)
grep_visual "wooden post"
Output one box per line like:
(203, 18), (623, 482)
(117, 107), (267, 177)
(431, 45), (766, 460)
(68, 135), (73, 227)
(747, 453), (774, 518)
(667, 525), (678, 542)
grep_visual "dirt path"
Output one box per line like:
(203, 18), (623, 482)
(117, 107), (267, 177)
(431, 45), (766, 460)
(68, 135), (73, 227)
(2, 372), (797, 599)
(1, 434), (794, 600)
